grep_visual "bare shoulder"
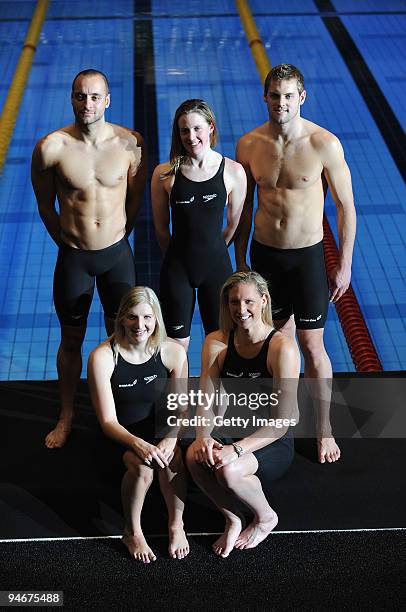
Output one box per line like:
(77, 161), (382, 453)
(161, 338), (187, 369)
(203, 330), (228, 355)
(110, 124), (144, 150)
(88, 338), (115, 371)
(33, 126), (72, 167)
(152, 161), (172, 179)
(224, 157), (246, 180)
(268, 331), (300, 376)
(308, 121), (343, 156)
(237, 122), (267, 148)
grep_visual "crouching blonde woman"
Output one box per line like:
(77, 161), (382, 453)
(88, 286), (190, 563)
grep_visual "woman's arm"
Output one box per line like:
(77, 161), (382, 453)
(188, 332), (227, 466)
(223, 159), (247, 245)
(151, 164), (172, 252)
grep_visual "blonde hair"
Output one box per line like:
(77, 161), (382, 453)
(219, 271), (273, 332)
(162, 99), (218, 177)
(114, 286), (167, 356)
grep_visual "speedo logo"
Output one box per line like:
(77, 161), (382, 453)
(203, 193), (217, 202)
(144, 375), (157, 384)
(248, 372), (261, 378)
(226, 372), (243, 378)
(176, 196), (195, 204)
(171, 325), (184, 331)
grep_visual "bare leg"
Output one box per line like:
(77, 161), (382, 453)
(214, 456), (278, 550)
(121, 450), (157, 563)
(157, 446), (189, 559)
(45, 324), (86, 449)
(186, 447), (243, 558)
(297, 328), (341, 463)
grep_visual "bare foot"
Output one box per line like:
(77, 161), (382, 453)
(212, 516), (242, 558)
(318, 437), (341, 463)
(234, 511), (278, 550)
(168, 525), (190, 559)
(122, 533), (157, 563)
(45, 419), (72, 449)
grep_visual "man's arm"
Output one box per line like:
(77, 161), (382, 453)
(125, 131), (147, 236)
(320, 134), (356, 302)
(223, 159), (246, 245)
(31, 139), (61, 245)
(234, 135), (256, 270)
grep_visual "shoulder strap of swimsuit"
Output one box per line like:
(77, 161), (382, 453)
(259, 328), (278, 358)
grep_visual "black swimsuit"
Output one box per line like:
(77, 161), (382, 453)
(110, 343), (169, 443)
(160, 158), (233, 338)
(54, 237), (136, 326)
(250, 239), (329, 329)
(219, 329), (294, 489)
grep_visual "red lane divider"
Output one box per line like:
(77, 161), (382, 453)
(323, 215), (383, 372)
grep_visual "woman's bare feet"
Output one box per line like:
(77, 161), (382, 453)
(318, 437), (341, 463)
(168, 525), (190, 559)
(45, 418), (72, 449)
(122, 532), (157, 563)
(212, 516), (242, 558)
(234, 511), (278, 550)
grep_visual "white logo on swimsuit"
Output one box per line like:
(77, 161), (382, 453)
(203, 193), (217, 202)
(172, 325), (184, 331)
(119, 379), (137, 388)
(272, 308), (283, 315)
(299, 314), (322, 323)
(144, 375), (157, 384)
(226, 371), (243, 377)
(249, 372), (261, 378)
(176, 196), (195, 204)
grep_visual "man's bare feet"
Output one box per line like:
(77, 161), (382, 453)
(234, 511), (278, 550)
(122, 533), (157, 563)
(212, 516), (242, 558)
(168, 525), (190, 559)
(45, 418), (72, 449)
(318, 437), (341, 463)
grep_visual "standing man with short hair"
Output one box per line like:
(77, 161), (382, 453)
(235, 64), (356, 463)
(32, 69), (147, 448)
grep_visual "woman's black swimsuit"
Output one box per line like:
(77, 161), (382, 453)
(110, 343), (169, 443)
(219, 329), (294, 489)
(160, 157), (233, 338)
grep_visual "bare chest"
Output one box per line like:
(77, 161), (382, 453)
(252, 141), (322, 191)
(56, 143), (130, 191)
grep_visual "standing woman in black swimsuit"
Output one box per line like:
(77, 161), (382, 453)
(88, 286), (189, 563)
(152, 99), (246, 351)
(186, 271), (300, 558)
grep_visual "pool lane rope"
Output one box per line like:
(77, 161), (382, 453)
(235, 0), (383, 372)
(0, 0), (49, 174)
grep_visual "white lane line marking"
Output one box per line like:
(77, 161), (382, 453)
(0, 527), (405, 543)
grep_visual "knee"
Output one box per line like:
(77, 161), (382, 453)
(298, 335), (325, 363)
(60, 329), (86, 352)
(215, 462), (241, 490)
(123, 451), (154, 484)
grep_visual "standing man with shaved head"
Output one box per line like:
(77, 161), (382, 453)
(235, 64), (356, 463)
(32, 69), (147, 448)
